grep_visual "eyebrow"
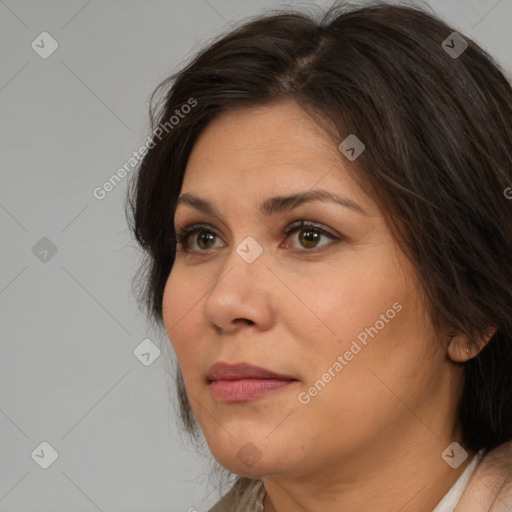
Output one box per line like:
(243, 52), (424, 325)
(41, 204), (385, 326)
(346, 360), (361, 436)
(173, 189), (368, 218)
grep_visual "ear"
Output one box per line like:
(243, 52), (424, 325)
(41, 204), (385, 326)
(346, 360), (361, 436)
(447, 327), (496, 363)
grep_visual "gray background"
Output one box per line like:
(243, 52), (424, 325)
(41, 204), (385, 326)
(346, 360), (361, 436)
(1, 0), (511, 511)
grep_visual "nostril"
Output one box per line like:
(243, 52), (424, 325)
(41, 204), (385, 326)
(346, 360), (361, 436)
(230, 318), (255, 328)
(213, 319), (255, 334)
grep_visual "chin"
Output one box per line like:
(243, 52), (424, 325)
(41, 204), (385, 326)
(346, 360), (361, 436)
(211, 450), (286, 479)
(203, 427), (292, 477)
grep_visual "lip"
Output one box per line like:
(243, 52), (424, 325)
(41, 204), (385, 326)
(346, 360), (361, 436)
(207, 362), (296, 381)
(207, 362), (298, 403)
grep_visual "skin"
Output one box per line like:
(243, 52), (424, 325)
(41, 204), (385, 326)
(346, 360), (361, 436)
(162, 100), (493, 512)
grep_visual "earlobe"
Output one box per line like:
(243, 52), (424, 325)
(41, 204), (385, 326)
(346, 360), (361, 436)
(447, 327), (496, 363)
(447, 335), (473, 363)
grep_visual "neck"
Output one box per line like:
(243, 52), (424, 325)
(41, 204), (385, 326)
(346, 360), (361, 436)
(262, 428), (476, 512)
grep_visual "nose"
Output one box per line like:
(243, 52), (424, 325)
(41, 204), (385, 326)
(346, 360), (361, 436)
(202, 240), (275, 335)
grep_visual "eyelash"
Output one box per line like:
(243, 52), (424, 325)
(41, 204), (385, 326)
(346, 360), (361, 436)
(174, 220), (340, 255)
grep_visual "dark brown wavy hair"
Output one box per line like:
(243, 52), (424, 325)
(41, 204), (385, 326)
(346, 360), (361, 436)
(126, 0), (512, 485)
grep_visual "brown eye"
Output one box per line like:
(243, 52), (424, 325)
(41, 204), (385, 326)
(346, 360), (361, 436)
(284, 220), (338, 251)
(298, 228), (322, 249)
(175, 220), (339, 255)
(176, 224), (223, 253)
(196, 231), (216, 250)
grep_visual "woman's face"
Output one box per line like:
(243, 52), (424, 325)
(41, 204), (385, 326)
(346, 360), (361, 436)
(162, 101), (462, 480)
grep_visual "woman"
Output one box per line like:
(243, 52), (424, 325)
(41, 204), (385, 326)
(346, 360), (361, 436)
(126, 1), (512, 510)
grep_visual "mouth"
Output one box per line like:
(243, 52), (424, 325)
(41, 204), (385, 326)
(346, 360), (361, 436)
(207, 362), (299, 403)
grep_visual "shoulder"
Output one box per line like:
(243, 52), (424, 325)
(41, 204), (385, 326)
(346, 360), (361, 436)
(208, 478), (265, 512)
(456, 440), (512, 511)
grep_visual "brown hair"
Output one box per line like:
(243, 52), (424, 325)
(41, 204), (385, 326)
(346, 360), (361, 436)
(126, 0), (512, 471)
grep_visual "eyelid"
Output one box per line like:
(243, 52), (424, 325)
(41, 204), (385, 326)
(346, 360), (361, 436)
(283, 219), (337, 238)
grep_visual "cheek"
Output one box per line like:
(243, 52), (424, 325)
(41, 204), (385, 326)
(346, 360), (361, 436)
(161, 268), (205, 363)
(291, 253), (430, 402)
(293, 255), (407, 356)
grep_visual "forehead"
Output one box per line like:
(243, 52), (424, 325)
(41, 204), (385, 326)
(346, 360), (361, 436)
(181, 101), (364, 201)
(189, 102), (338, 168)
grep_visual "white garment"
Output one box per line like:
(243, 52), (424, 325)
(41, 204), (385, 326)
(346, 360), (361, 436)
(432, 449), (485, 512)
